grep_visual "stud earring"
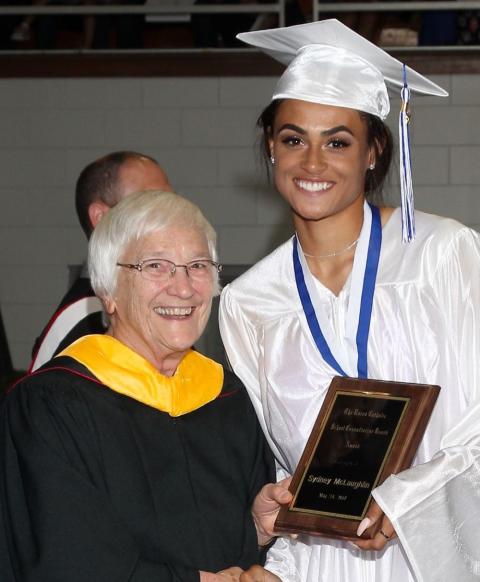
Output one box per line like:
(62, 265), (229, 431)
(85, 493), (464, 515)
(369, 163), (375, 171)
(270, 155), (275, 165)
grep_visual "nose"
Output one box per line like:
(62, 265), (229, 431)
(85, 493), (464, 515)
(302, 145), (327, 173)
(166, 267), (195, 298)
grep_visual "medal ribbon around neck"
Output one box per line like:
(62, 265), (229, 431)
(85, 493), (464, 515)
(292, 202), (382, 378)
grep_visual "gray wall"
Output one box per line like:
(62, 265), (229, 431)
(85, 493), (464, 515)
(1, 73), (479, 369)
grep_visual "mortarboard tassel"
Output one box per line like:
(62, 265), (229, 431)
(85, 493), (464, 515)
(399, 64), (415, 242)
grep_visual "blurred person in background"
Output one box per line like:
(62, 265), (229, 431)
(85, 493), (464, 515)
(29, 150), (171, 371)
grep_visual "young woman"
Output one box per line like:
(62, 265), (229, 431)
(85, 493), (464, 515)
(220, 20), (480, 582)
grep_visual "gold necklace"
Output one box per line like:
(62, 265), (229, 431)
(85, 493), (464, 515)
(303, 238), (359, 259)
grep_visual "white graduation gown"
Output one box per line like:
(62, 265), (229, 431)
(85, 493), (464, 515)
(219, 208), (480, 582)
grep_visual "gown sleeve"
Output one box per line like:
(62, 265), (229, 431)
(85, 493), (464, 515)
(219, 287), (270, 448)
(220, 287), (302, 579)
(219, 286), (262, 402)
(373, 227), (480, 582)
(0, 381), (200, 582)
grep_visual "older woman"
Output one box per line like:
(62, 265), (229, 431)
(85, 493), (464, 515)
(0, 191), (282, 582)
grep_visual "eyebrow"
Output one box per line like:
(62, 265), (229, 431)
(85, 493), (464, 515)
(277, 123), (355, 137)
(142, 251), (211, 259)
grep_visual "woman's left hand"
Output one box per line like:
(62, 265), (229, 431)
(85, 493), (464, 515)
(353, 500), (397, 551)
(240, 565), (282, 581)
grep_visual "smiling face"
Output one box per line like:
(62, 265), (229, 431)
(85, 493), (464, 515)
(105, 224), (215, 375)
(268, 99), (374, 225)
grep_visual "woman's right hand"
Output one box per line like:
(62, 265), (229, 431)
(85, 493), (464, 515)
(240, 565), (282, 581)
(200, 567), (244, 581)
(252, 477), (293, 546)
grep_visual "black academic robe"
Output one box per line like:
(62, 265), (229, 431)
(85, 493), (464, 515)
(0, 358), (275, 582)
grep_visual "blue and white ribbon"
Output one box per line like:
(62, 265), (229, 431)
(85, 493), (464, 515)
(293, 202), (382, 378)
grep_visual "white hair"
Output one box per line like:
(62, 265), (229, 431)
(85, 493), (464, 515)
(89, 190), (219, 299)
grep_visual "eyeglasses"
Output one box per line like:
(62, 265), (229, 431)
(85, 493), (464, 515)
(116, 258), (222, 282)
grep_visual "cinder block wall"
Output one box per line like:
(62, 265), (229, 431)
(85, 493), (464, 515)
(0, 73), (479, 369)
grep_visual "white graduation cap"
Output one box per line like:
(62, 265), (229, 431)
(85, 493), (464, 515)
(237, 19), (448, 241)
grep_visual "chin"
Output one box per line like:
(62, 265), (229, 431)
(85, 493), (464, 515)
(166, 335), (200, 353)
(292, 207), (330, 222)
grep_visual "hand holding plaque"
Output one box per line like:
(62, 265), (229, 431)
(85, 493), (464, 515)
(274, 376), (440, 540)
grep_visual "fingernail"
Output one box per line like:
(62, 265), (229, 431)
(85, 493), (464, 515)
(356, 517), (371, 537)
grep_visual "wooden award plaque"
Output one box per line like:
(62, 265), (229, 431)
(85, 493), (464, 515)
(274, 376), (440, 540)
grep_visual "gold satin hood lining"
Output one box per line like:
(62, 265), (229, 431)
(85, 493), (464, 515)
(58, 335), (224, 417)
